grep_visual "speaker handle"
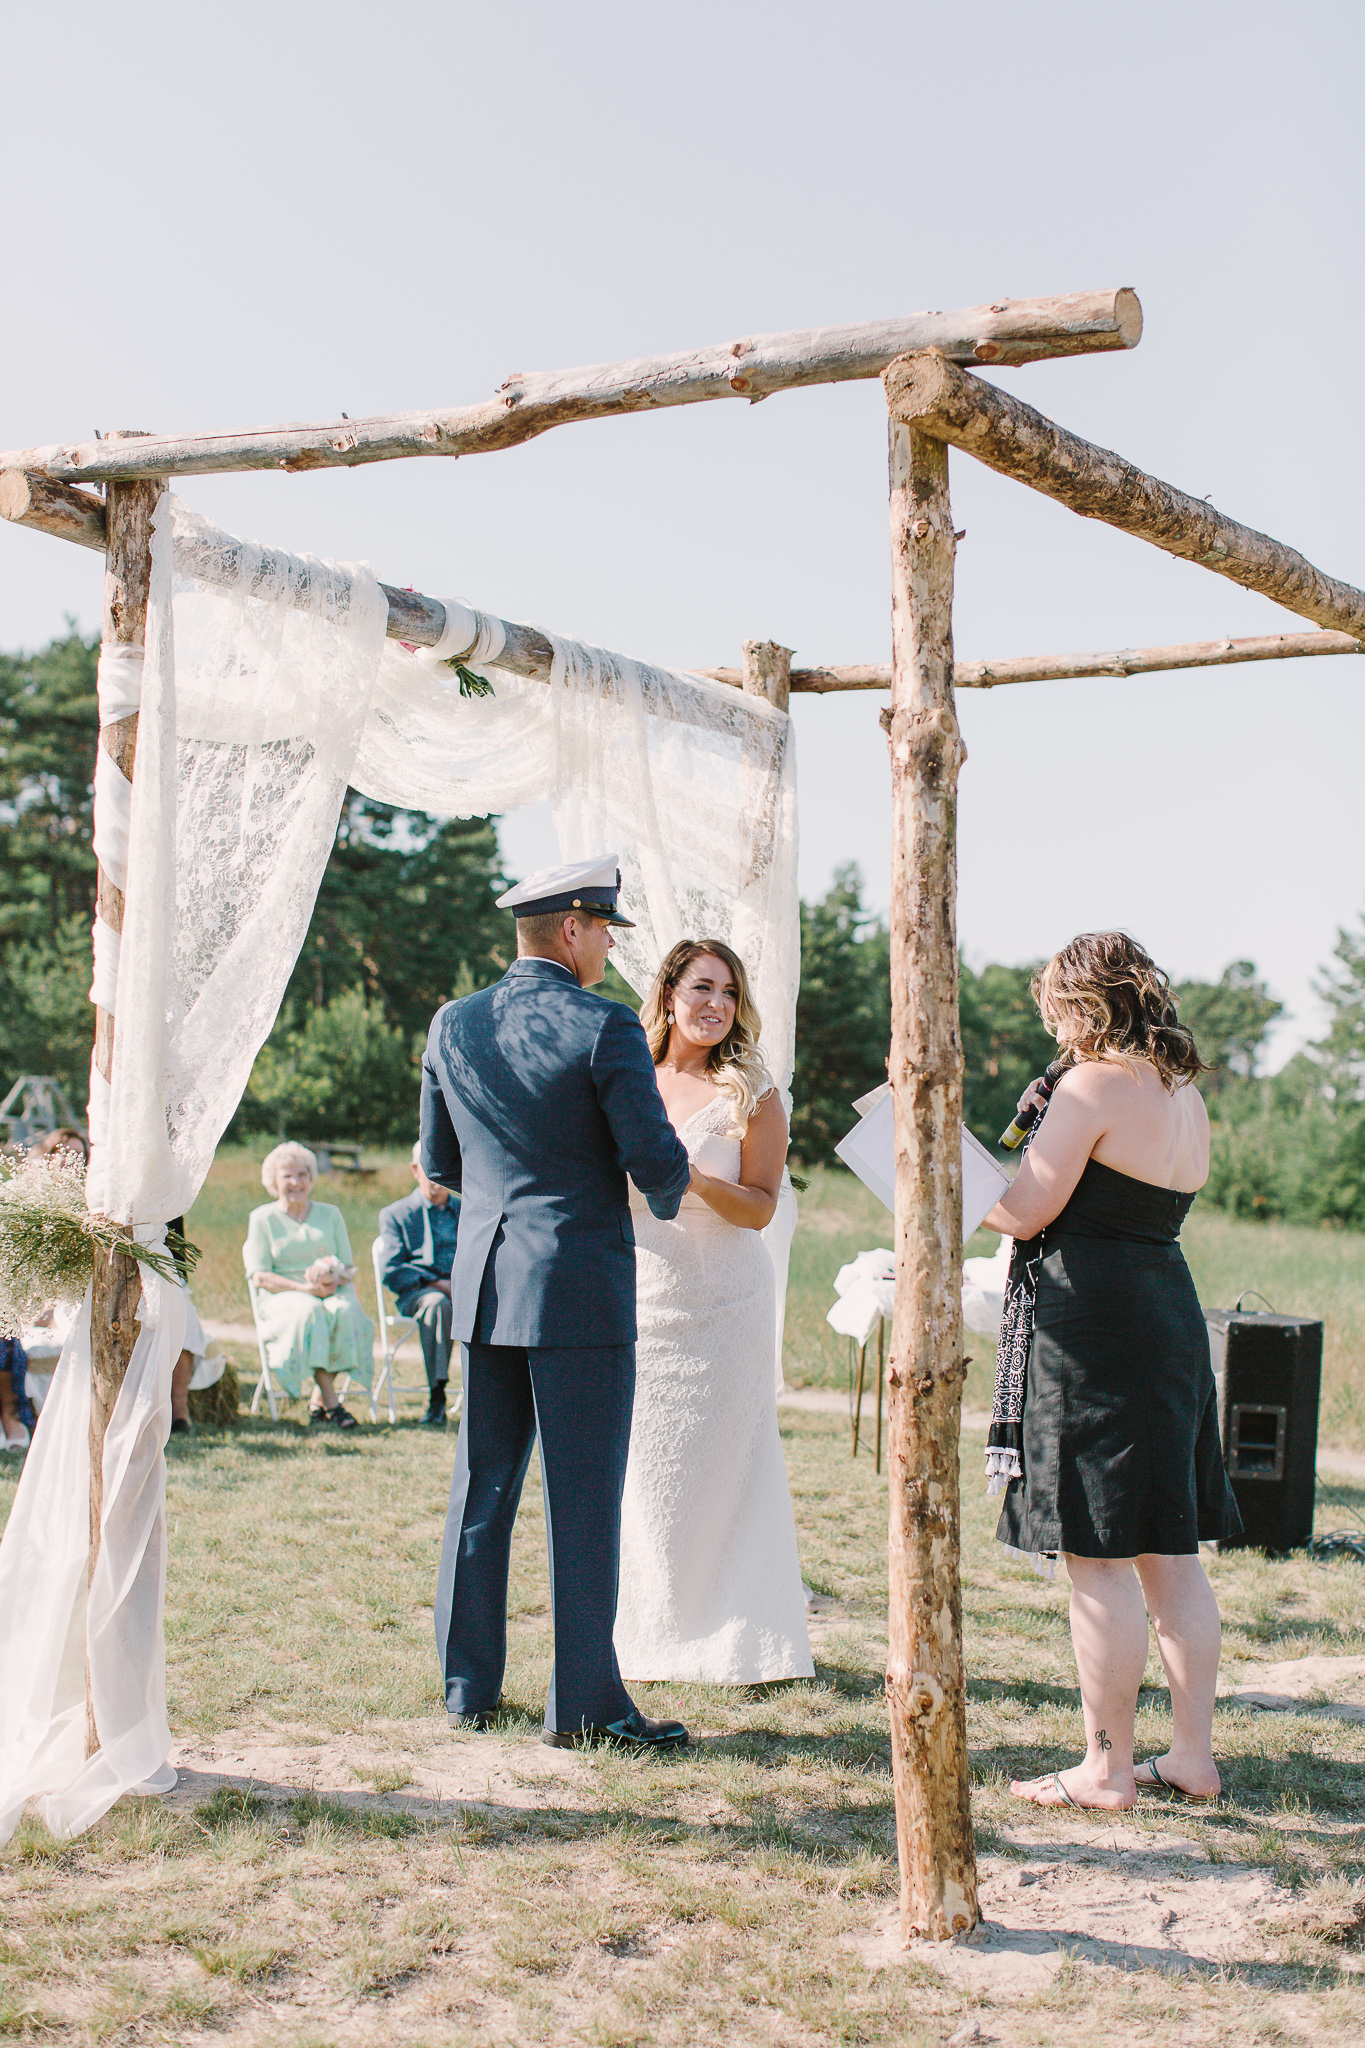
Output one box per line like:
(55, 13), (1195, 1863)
(1234, 1287), (1278, 1314)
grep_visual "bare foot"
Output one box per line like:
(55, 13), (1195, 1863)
(1011, 1768), (1134, 1811)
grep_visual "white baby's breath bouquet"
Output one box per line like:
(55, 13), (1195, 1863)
(0, 1148), (198, 1338)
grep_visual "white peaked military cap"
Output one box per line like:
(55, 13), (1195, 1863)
(495, 853), (636, 927)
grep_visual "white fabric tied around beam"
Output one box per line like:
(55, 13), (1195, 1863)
(0, 494), (798, 1844)
(413, 597), (507, 673)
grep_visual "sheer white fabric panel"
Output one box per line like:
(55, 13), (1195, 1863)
(0, 499), (387, 1844)
(356, 633), (802, 1392)
(105, 499), (389, 1226)
(0, 498), (801, 1843)
(355, 635), (800, 1093)
(0, 1268), (187, 1846)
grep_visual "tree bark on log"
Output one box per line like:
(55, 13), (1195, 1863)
(87, 456), (159, 1757)
(885, 351), (1365, 643)
(0, 290), (1141, 485)
(740, 640), (793, 712)
(699, 631), (1364, 692)
(0, 470), (109, 548)
(10, 475), (1357, 699)
(884, 417), (978, 1942)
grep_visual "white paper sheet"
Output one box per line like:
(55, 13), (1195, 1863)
(834, 1088), (1009, 1239)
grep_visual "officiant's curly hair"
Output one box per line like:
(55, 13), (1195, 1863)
(1033, 932), (1209, 1092)
(641, 939), (771, 1126)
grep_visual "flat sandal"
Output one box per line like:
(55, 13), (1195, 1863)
(1134, 1756), (1217, 1803)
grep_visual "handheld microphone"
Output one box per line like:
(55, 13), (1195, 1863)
(998, 1060), (1067, 1151)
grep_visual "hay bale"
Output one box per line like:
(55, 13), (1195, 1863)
(188, 1359), (241, 1429)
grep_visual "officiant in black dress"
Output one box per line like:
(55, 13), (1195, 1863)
(980, 931), (1241, 1815)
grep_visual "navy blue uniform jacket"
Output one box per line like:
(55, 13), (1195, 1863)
(420, 958), (691, 1348)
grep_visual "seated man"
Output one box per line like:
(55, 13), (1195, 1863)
(378, 1141), (462, 1427)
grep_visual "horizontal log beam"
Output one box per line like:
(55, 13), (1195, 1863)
(1, 290), (1141, 485)
(0, 480), (561, 680)
(7, 479), (1359, 697)
(954, 630), (1363, 687)
(0, 471), (107, 548)
(885, 350), (1365, 643)
(698, 630), (1364, 693)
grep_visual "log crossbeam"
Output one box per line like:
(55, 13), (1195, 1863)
(5, 475), (1361, 699)
(0, 291), (1141, 486)
(702, 630), (1364, 692)
(885, 351), (1365, 645)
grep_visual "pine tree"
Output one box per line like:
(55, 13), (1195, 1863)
(790, 865), (890, 1164)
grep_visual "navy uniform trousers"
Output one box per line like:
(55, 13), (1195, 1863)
(435, 1341), (635, 1730)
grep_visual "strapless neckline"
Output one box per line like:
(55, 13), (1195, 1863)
(1085, 1157), (1204, 1198)
(1048, 1157), (1197, 1245)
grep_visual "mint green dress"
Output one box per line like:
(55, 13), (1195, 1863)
(243, 1202), (374, 1399)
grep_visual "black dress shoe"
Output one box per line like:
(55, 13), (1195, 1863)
(541, 1709), (688, 1753)
(447, 1705), (499, 1731)
(169, 1417), (192, 1436)
(421, 1390), (448, 1427)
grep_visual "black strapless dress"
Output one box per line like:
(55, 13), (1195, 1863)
(995, 1158), (1243, 1559)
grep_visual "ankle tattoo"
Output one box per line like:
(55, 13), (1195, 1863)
(1093, 1728), (1113, 1752)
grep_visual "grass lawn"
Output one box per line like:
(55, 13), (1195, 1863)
(2, 1154), (1364, 2042)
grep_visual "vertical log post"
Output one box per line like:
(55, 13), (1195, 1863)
(740, 639), (792, 712)
(87, 445), (160, 1756)
(883, 411), (978, 1940)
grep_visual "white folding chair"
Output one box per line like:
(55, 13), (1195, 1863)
(371, 1237), (427, 1424)
(247, 1279), (281, 1421)
(248, 1276), (383, 1424)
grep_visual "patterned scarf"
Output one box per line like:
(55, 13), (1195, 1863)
(984, 1092), (1054, 1496)
(985, 1230), (1045, 1495)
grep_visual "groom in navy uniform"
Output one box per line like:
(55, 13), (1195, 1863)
(420, 854), (692, 1749)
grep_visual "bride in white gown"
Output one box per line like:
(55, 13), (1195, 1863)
(615, 939), (813, 1684)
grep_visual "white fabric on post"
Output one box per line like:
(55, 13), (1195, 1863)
(96, 643), (145, 724)
(0, 494), (800, 1843)
(88, 919), (120, 1012)
(91, 749), (133, 896)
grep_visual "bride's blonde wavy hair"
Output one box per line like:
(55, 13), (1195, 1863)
(1033, 931), (1209, 1093)
(640, 939), (771, 1126)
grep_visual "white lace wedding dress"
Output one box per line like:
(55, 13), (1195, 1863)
(615, 1094), (814, 1683)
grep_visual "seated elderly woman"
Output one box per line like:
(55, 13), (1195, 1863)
(244, 1143), (375, 1429)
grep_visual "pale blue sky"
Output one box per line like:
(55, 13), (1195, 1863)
(4, 0), (1361, 1062)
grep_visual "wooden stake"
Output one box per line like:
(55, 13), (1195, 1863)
(86, 450), (159, 1757)
(884, 415), (977, 1942)
(740, 640), (793, 712)
(0, 290), (1142, 486)
(885, 350), (1365, 642)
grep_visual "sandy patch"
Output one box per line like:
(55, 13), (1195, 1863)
(857, 1827), (1295, 1992)
(164, 1723), (589, 1818)
(1220, 1651), (1365, 1720)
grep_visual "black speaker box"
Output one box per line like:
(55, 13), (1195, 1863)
(1205, 1309), (1322, 1552)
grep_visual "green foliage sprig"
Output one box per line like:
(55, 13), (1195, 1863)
(449, 662), (494, 699)
(0, 1150), (199, 1337)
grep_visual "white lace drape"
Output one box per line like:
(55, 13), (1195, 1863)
(0, 497), (800, 1843)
